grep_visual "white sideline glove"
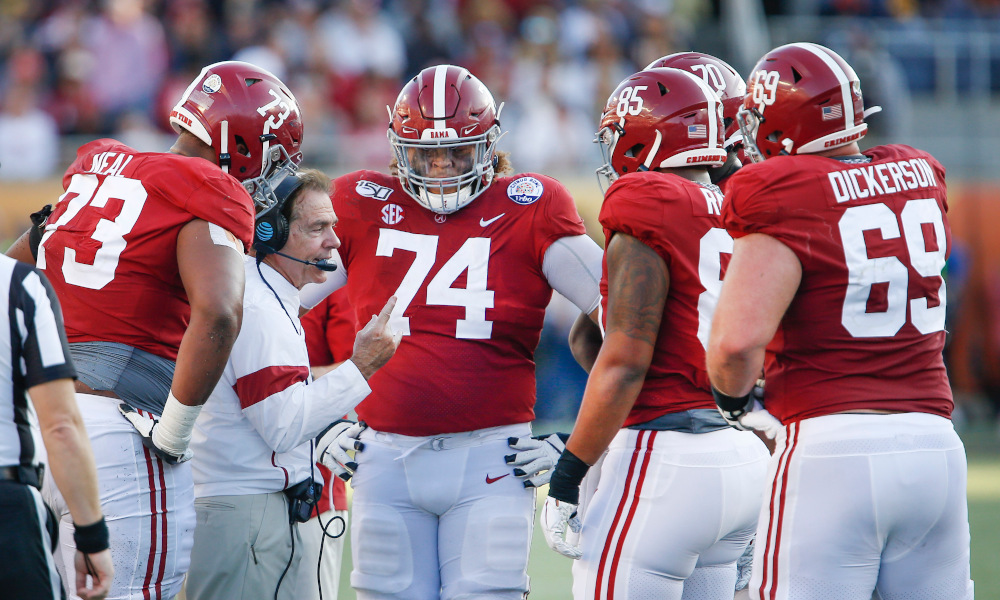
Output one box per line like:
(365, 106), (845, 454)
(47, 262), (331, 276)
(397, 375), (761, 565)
(505, 433), (568, 488)
(118, 403), (193, 464)
(717, 381), (783, 440)
(540, 496), (582, 559)
(316, 420), (366, 481)
(737, 401), (783, 440)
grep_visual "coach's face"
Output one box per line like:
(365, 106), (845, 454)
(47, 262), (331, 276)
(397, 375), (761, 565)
(279, 189), (339, 289)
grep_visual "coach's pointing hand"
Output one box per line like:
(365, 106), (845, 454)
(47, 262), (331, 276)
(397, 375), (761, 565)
(350, 296), (402, 380)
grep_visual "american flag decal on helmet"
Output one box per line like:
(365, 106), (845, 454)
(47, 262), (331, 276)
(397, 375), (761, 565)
(822, 105), (843, 120)
(687, 124), (707, 138)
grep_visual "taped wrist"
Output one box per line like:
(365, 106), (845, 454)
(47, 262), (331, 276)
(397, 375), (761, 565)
(712, 386), (753, 418)
(548, 449), (590, 505)
(73, 516), (110, 554)
(152, 392), (202, 455)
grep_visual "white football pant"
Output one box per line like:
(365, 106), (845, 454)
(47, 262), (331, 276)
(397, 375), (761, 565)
(349, 423), (534, 600)
(751, 413), (973, 600)
(43, 393), (195, 600)
(573, 427), (769, 600)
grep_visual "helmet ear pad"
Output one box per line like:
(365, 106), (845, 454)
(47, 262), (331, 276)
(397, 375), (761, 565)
(253, 174), (303, 255)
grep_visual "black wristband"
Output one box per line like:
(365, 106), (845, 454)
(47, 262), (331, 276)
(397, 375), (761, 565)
(548, 449), (590, 505)
(73, 517), (110, 554)
(712, 386), (753, 413)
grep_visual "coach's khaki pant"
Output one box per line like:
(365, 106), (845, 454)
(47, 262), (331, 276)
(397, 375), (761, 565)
(183, 491), (303, 600)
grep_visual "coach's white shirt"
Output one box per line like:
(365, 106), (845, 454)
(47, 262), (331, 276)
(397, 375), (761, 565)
(190, 256), (370, 498)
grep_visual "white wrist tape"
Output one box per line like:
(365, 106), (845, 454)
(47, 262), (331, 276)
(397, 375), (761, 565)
(152, 392), (202, 455)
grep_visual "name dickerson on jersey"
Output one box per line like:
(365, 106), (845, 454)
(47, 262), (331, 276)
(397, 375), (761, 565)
(828, 157), (937, 203)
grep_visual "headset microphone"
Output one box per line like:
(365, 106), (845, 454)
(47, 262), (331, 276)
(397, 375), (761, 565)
(271, 251), (338, 272)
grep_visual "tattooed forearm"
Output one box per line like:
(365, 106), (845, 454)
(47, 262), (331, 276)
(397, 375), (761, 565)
(604, 233), (668, 346)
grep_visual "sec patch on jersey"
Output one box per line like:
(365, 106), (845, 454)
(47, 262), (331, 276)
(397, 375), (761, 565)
(507, 177), (544, 205)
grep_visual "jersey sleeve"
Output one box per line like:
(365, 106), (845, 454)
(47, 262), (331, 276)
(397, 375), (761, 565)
(11, 263), (76, 388)
(530, 174), (587, 263)
(231, 302), (369, 453)
(722, 161), (812, 255)
(171, 165), (256, 248)
(599, 176), (676, 268)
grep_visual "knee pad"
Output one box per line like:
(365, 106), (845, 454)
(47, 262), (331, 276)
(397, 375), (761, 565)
(352, 503), (414, 595)
(447, 495), (532, 597)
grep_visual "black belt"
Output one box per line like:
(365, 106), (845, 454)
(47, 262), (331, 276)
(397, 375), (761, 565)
(0, 464), (44, 489)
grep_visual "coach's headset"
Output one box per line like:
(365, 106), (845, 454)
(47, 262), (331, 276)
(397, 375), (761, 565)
(251, 169), (336, 271)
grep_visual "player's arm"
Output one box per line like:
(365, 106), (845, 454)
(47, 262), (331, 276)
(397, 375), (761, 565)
(706, 233), (800, 401)
(564, 233), (665, 465)
(6, 230), (35, 263)
(568, 309), (602, 373)
(174, 219), (245, 404)
(542, 233), (604, 374)
(123, 220), (246, 463)
(5, 205), (53, 264)
(541, 232), (665, 559)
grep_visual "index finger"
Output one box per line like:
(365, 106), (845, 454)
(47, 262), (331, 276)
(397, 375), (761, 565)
(375, 296), (397, 324)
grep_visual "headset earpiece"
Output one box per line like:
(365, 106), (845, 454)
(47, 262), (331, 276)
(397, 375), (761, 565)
(253, 173), (304, 255)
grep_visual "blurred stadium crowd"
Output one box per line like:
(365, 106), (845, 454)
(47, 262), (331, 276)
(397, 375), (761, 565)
(2, 0), (1000, 181)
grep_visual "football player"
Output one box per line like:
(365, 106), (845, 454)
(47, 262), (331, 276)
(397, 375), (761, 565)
(302, 64), (603, 599)
(707, 42), (973, 599)
(6, 61), (303, 599)
(568, 51), (750, 373)
(540, 67), (770, 599)
(645, 52), (748, 190)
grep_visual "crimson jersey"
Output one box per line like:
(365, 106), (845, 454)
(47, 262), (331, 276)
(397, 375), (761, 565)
(37, 139), (254, 361)
(600, 172), (731, 427)
(723, 145), (953, 422)
(332, 171), (586, 435)
(301, 289), (356, 513)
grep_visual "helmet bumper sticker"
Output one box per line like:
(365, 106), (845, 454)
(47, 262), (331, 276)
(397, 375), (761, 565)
(202, 74), (223, 94)
(507, 177), (543, 205)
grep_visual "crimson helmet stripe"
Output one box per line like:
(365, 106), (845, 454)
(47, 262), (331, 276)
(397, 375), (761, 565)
(673, 68), (721, 150)
(433, 64), (448, 127)
(791, 42), (855, 133)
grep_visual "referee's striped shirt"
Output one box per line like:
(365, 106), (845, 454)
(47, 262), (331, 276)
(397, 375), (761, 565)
(0, 254), (76, 468)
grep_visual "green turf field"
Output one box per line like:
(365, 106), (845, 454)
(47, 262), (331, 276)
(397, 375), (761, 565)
(336, 424), (1000, 599)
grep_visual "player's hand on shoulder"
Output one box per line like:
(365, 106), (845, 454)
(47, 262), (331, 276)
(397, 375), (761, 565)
(118, 403), (193, 464)
(505, 432), (568, 488)
(350, 296), (402, 379)
(316, 419), (367, 481)
(74, 547), (114, 600)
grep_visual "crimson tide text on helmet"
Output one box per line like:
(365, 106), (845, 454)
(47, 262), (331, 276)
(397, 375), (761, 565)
(388, 64), (503, 214)
(645, 52), (746, 153)
(169, 61), (304, 209)
(737, 42), (881, 162)
(596, 67), (727, 193)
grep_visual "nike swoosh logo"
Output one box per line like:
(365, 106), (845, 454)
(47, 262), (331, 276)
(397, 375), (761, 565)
(462, 125), (478, 135)
(485, 473), (509, 484)
(480, 213), (505, 227)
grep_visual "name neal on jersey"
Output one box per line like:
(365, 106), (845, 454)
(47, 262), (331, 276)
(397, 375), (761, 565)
(828, 157), (937, 204)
